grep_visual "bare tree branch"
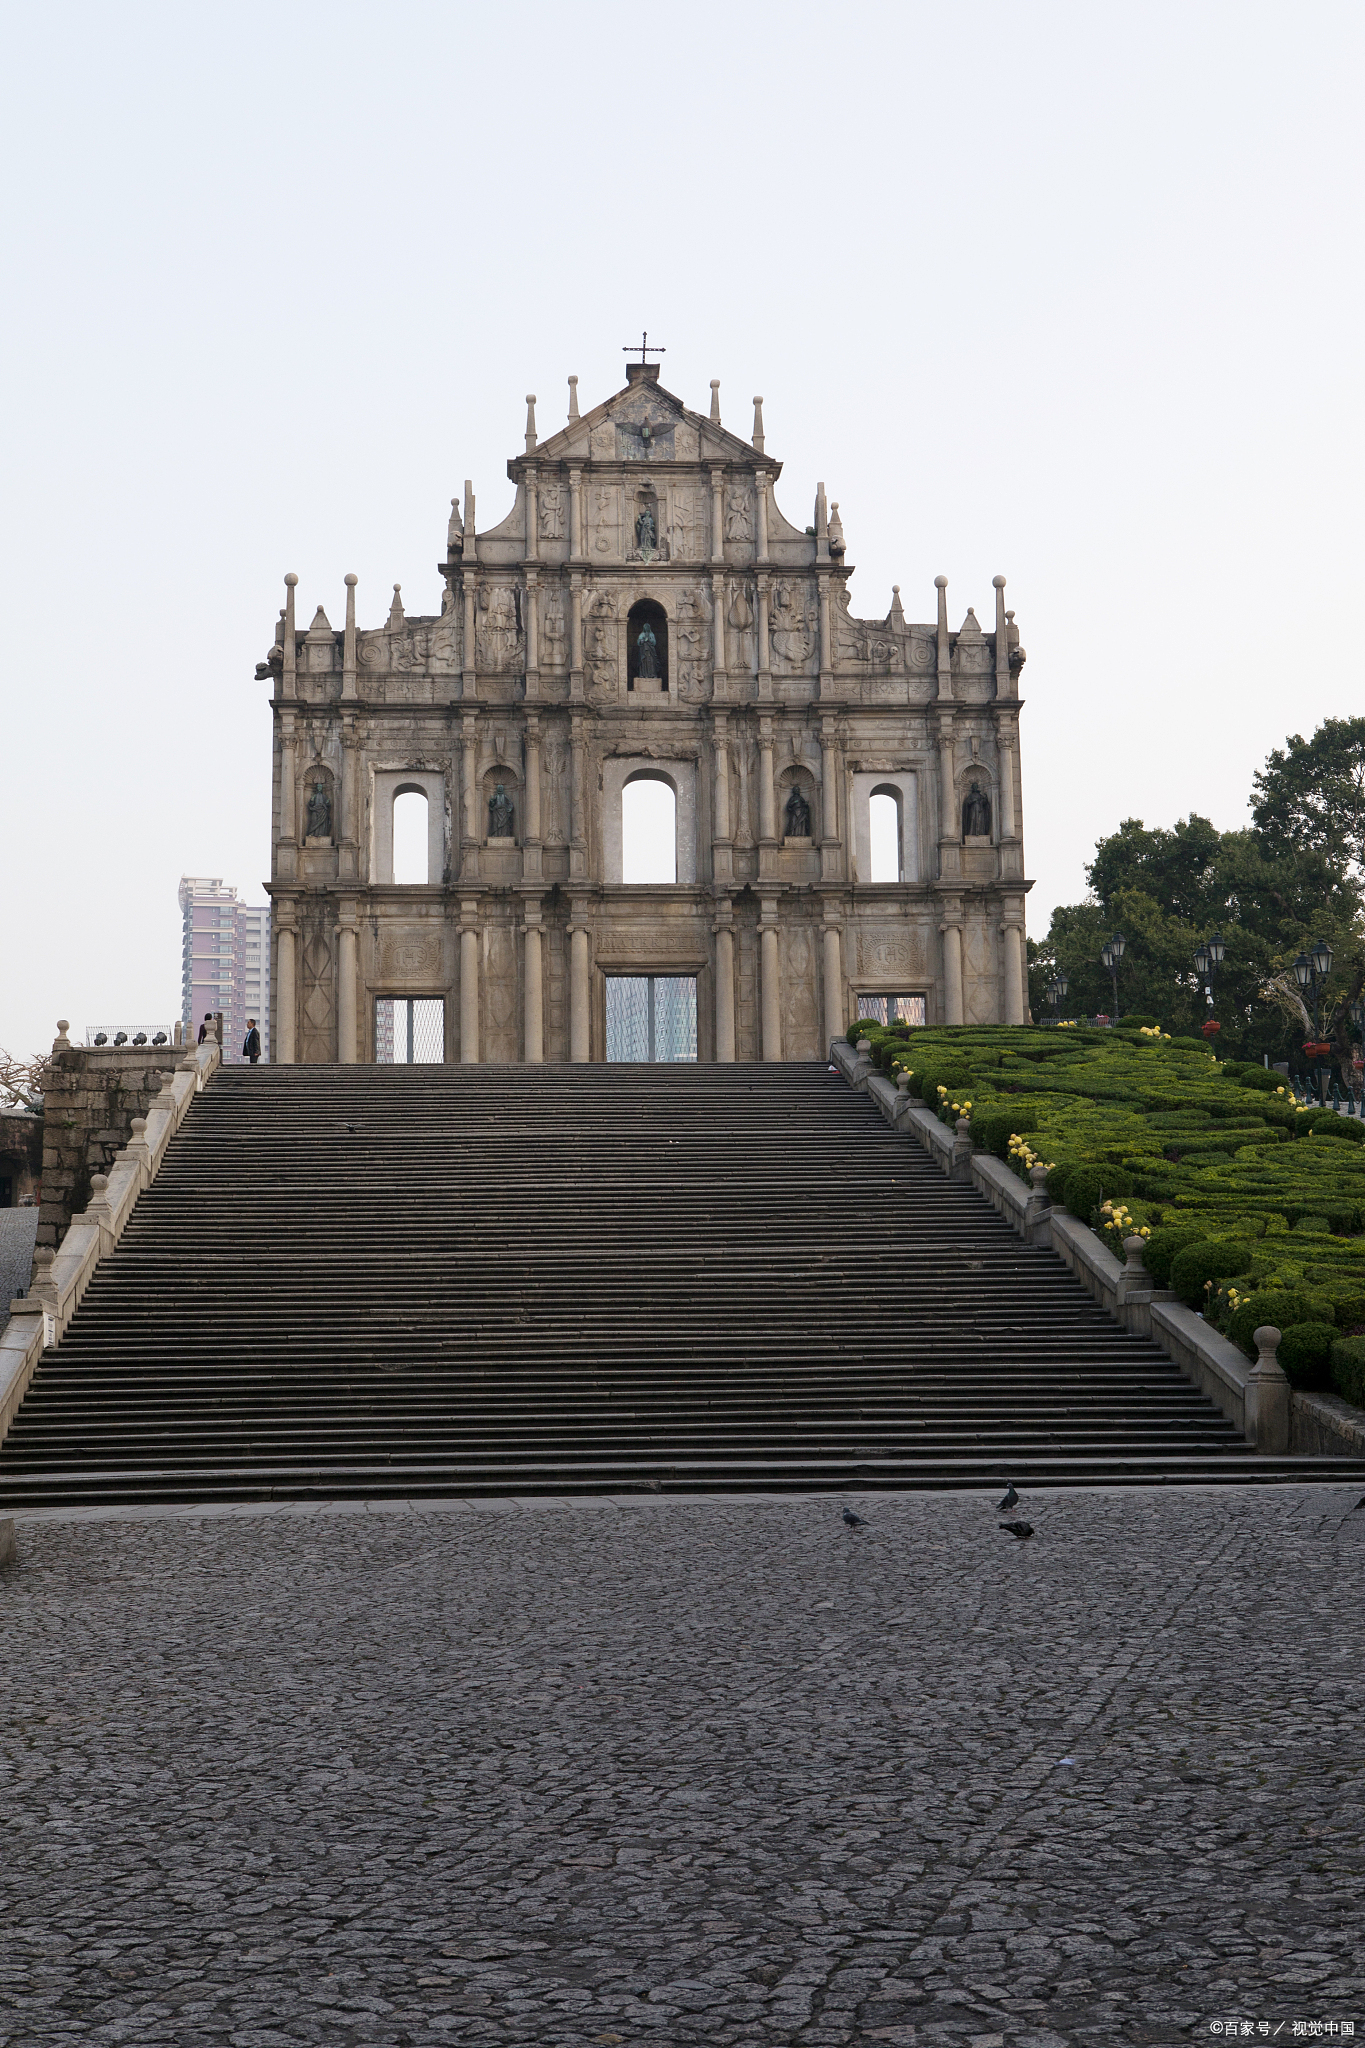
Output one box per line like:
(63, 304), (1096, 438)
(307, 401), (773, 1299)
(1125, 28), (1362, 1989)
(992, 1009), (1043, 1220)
(0, 1049), (47, 1110)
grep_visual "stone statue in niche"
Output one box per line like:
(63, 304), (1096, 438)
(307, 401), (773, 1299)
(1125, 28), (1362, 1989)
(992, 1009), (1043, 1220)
(962, 782), (992, 838)
(784, 785), (812, 838)
(488, 783), (516, 838)
(636, 504), (657, 554)
(476, 584), (520, 672)
(635, 621), (660, 679)
(306, 780), (332, 839)
(540, 481), (564, 540)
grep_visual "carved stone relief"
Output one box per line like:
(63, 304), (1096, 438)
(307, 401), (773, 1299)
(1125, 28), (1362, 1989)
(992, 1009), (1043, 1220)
(724, 485), (753, 545)
(675, 587), (711, 700)
(857, 926), (925, 979)
(584, 593), (618, 701)
(671, 488), (701, 560)
(542, 588), (567, 669)
(377, 925), (443, 984)
(539, 480), (565, 540)
(727, 580), (755, 672)
(300, 918), (335, 1061)
(476, 584), (522, 672)
(783, 927), (821, 1060)
(591, 485), (618, 558)
(484, 924), (518, 1061)
(542, 728), (568, 843)
(770, 579), (815, 673)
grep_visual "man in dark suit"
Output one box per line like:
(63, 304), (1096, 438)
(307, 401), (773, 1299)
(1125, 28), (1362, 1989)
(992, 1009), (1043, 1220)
(243, 1020), (261, 1064)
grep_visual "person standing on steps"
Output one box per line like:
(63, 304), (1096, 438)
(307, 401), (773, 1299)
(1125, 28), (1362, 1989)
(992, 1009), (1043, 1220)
(243, 1019), (261, 1065)
(196, 1012), (213, 1045)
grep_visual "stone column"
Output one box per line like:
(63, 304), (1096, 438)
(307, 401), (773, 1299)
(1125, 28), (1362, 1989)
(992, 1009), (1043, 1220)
(523, 914), (543, 1063)
(523, 713), (543, 883)
(337, 909), (358, 1063)
(339, 727), (360, 883)
(524, 464), (538, 563)
(569, 467), (582, 559)
(1002, 920), (1026, 1026)
(341, 572), (357, 702)
(279, 722), (297, 841)
(818, 576), (832, 676)
(756, 575), (771, 697)
(569, 922), (590, 1063)
(711, 569), (727, 693)
(275, 911), (297, 1065)
(709, 467), (725, 561)
(569, 713), (588, 881)
(940, 918), (964, 1027)
(523, 568), (539, 702)
(760, 906), (781, 1061)
(460, 918), (479, 1063)
(822, 921), (843, 1054)
(755, 478), (769, 561)
(461, 714), (479, 875)
(757, 719), (777, 843)
(282, 572), (297, 699)
(937, 709), (959, 882)
(712, 712), (732, 884)
(714, 914), (736, 1062)
(819, 719), (840, 852)
(569, 571), (583, 701)
(462, 574), (477, 698)
(998, 726), (1017, 840)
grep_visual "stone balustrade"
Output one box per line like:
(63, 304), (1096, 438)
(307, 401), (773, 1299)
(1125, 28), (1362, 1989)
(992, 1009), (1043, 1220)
(828, 1036), (1359, 1461)
(0, 1041), (220, 1452)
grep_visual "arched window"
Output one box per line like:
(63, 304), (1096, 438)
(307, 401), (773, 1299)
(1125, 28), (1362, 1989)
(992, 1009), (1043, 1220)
(627, 598), (669, 690)
(622, 773), (677, 883)
(869, 788), (902, 882)
(392, 788), (430, 884)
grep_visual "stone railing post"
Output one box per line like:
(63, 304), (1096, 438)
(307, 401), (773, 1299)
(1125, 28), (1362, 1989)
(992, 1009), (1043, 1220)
(951, 1115), (973, 1182)
(87, 1174), (116, 1256)
(125, 1116), (153, 1187)
(1115, 1232), (1148, 1306)
(1024, 1160), (1052, 1244)
(893, 1071), (913, 1125)
(26, 1248), (59, 1317)
(851, 1038), (873, 1089)
(1245, 1325), (1290, 1453)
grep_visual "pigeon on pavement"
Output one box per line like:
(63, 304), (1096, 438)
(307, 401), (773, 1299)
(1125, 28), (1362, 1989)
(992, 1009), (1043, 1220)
(999, 1520), (1034, 1540)
(996, 1485), (1019, 1512)
(842, 1506), (867, 1529)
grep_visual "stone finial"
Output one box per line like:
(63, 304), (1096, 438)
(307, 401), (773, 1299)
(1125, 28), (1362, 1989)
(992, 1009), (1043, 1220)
(993, 573), (1010, 687)
(1122, 1234), (1148, 1277)
(1030, 1162), (1050, 1191)
(388, 584), (404, 630)
(828, 502), (845, 557)
(710, 379), (721, 424)
(54, 1020), (71, 1051)
(282, 572), (298, 695)
(525, 394), (537, 453)
(463, 479), (476, 546)
(29, 1246), (58, 1313)
(342, 573), (357, 699)
(752, 395), (764, 451)
(955, 1116), (972, 1138)
(568, 374), (579, 421)
(889, 583), (904, 626)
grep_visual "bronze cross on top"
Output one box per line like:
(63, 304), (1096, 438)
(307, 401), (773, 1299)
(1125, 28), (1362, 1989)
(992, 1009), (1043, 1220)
(623, 330), (665, 364)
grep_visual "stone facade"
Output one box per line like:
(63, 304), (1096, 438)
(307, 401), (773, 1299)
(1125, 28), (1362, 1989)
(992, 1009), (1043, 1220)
(263, 365), (1031, 1063)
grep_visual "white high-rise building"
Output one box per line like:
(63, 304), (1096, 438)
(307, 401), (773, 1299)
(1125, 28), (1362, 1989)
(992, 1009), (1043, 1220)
(179, 878), (271, 1063)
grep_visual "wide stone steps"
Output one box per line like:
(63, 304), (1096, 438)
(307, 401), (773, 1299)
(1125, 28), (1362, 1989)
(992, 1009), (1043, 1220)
(2, 1061), (1360, 1507)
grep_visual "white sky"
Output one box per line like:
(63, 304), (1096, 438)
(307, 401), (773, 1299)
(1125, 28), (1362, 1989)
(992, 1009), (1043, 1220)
(2, 1), (1362, 1058)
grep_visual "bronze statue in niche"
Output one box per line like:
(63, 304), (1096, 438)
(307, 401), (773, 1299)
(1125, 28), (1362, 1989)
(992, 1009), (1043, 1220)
(962, 782), (992, 839)
(306, 779), (332, 839)
(785, 785), (812, 838)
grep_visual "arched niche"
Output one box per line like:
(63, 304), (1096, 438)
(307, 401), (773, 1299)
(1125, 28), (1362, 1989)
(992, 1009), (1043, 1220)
(776, 764), (818, 842)
(481, 763), (522, 843)
(301, 763), (335, 843)
(627, 598), (669, 692)
(960, 772), (994, 842)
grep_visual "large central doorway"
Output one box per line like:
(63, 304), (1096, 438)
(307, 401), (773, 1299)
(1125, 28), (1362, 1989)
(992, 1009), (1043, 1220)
(375, 997), (445, 1063)
(605, 976), (698, 1062)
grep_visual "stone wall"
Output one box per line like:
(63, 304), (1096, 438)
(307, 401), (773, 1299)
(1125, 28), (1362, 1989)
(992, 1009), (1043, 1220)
(36, 1028), (185, 1250)
(0, 1108), (43, 1208)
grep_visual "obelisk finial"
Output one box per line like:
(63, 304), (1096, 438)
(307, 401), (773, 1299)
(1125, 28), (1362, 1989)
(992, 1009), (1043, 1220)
(752, 396), (765, 452)
(709, 378), (721, 424)
(568, 374), (579, 421)
(525, 394), (537, 453)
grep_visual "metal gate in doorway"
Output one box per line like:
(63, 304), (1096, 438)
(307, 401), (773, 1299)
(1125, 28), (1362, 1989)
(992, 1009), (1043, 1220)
(375, 997), (445, 1064)
(605, 976), (698, 1062)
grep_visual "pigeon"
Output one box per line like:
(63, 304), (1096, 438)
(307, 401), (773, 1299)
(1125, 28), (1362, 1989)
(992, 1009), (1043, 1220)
(340, 1123), (358, 1133)
(842, 1506), (867, 1529)
(999, 1520), (1034, 1541)
(1353, 1495), (1365, 1512)
(996, 1485), (1019, 1512)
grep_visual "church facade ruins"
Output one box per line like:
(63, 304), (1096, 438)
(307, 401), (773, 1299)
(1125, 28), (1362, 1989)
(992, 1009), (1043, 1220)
(263, 361), (1030, 1062)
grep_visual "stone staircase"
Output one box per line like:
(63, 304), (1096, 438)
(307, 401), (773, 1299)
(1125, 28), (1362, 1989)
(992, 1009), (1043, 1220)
(1, 1064), (1358, 1508)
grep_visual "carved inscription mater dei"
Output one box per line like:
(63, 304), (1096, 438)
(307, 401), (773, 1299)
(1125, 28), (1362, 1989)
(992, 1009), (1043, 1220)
(264, 349), (1031, 1065)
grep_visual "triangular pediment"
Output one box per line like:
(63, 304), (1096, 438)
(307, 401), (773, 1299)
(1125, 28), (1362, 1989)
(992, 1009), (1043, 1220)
(531, 376), (766, 468)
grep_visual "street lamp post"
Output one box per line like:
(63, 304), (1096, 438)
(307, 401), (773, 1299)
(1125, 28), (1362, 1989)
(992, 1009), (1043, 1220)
(1046, 970), (1069, 1024)
(1292, 939), (1335, 1104)
(1194, 930), (1226, 1017)
(1099, 931), (1125, 1024)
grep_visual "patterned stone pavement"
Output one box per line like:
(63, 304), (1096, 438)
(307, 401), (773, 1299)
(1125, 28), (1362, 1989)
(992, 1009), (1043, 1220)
(0, 1485), (1362, 2048)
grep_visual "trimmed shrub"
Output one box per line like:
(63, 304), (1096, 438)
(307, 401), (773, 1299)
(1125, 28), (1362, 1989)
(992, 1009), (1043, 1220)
(1170, 1239), (1254, 1309)
(1330, 1335), (1365, 1408)
(1060, 1164), (1132, 1219)
(1277, 1321), (1336, 1389)
(1301, 1113), (1365, 1144)
(1227, 1289), (1329, 1356)
(970, 1105), (1042, 1158)
(1145, 1225), (1207, 1287)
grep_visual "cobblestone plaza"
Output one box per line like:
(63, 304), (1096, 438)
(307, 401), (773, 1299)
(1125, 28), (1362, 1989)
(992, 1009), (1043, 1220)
(1, 1485), (1361, 2046)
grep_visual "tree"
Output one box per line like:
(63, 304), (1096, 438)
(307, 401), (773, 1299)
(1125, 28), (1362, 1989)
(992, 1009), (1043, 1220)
(0, 1049), (46, 1111)
(1251, 717), (1365, 879)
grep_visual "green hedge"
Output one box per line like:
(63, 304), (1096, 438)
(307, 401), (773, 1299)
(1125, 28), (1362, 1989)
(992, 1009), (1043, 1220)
(1331, 1336), (1365, 1407)
(1170, 1240), (1254, 1308)
(1277, 1321), (1336, 1389)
